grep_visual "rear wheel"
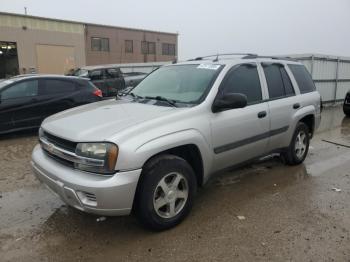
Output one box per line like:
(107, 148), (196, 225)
(134, 155), (197, 231)
(283, 122), (310, 165)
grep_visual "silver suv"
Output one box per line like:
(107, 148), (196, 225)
(31, 54), (321, 230)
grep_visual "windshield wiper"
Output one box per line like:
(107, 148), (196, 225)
(128, 92), (144, 101)
(145, 96), (178, 107)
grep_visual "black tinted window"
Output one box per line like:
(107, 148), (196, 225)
(2, 80), (38, 99)
(220, 64), (262, 104)
(263, 64), (285, 99)
(288, 64), (315, 94)
(89, 70), (103, 81)
(106, 68), (120, 79)
(42, 80), (76, 94)
(280, 67), (294, 95)
(263, 64), (295, 99)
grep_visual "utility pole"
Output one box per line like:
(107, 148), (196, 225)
(24, 7), (27, 15)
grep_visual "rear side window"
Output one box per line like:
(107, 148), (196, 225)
(42, 79), (76, 94)
(263, 64), (295, 99)
(288, 64), (316, 94)
(220, 64), (262, 104)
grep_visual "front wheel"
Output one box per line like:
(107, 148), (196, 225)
(134, 155), (197, 231)
(283, 122), (310, 165)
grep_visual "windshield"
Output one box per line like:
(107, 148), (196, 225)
(130, 64), (222, 105)
(73, 69), (89, 78)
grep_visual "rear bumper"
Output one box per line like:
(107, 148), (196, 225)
(31, 144), (141, 216)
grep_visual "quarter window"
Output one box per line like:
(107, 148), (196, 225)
(2, 80), (38, 99)
(263, 64), (295, 99)
(288, 64), (316, 94)
(220, 64), (262, 104)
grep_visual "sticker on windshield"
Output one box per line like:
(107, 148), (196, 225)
(197, 64), (221, 70)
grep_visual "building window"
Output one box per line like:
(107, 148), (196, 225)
(91, 37), (109, 52)
(141, 41), (148, 54)
(125, 40), (133, 53)
(148, 42), (156, 54)
(141, 41), (156, 54)
(162, 43), (176, 56)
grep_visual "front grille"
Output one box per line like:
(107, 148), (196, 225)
(44, 150), (75, 168)
(43, 131), (77, 152)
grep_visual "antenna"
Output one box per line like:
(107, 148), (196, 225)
(24, 7), (28, 15)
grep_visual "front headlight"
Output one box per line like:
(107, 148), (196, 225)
(75, 142), (118, 174)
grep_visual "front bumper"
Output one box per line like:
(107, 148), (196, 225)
(31, 144), (141, 216)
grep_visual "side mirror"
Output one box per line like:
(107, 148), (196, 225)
(212, 93), (248, 113)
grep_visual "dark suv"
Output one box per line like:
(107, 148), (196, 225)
(0, 75), (102, 134)
(72, 66), (125, 97)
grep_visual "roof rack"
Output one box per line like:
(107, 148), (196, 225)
(188, 53), (258, 62)
(242, 55), (298, 61)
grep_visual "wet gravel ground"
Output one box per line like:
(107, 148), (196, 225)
(1, 106), (350, 261)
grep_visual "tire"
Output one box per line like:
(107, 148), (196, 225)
(283, 122), (310, 166)
(344, 106), (350, 117)
(134, 154), (197, 231)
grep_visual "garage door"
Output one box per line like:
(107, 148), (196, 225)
(36, 45), (76, 75)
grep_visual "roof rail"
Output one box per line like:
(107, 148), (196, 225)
(188, 53), (258, 62)
(243, 55), (298, 62)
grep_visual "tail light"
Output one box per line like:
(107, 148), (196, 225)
(93, 88), (102, 98)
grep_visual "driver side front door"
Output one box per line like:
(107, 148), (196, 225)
(210, 63), (270, 172)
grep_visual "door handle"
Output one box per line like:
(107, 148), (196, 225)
(293, 103), (300, 109)
(258, 111), (267, 118)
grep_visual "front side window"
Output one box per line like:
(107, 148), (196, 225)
(263, 64), (295, 99)
(91, 37), (109, 52)
(106, 68), (120, 79)
(219, 64), (262, 104)
(131, 64), (222, 105)
(288, 64), (316, 94)
(2, 80), (38, 99)
(89, 70), (103, 81)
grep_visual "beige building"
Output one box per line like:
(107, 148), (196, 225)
(0, 12), (178, 78)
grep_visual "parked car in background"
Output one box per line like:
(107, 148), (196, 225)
(32, 54), (321, 230)
(123, 72), (148, 87)
(344, 91), (350, 116)
(72, 66), (125, 97)
(71, 63), (168, 97)
(0, 75), (102, 134)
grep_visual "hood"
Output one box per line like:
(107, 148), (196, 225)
(42, 99), (176, 141)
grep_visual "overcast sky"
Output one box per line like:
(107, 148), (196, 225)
(1, 0), (350, 59)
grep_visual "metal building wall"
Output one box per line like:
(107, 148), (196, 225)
(289, 54), (350, 103)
